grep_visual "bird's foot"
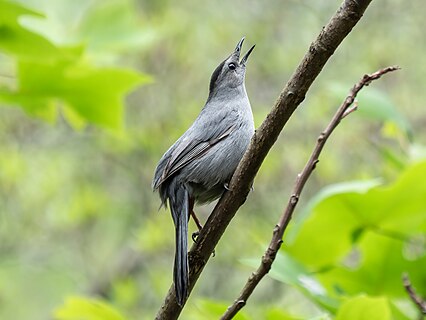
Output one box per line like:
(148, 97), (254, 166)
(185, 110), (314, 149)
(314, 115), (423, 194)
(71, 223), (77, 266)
(224, 183), (253, 192)
(191, 230), (216, 257)
(191, 231), (200, 243)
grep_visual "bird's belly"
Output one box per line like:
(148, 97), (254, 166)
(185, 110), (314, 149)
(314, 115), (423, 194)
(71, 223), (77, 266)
(188, 182), (225, 204)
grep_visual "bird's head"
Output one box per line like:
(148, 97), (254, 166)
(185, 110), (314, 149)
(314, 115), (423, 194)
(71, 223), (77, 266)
(208, 37), (255, 95)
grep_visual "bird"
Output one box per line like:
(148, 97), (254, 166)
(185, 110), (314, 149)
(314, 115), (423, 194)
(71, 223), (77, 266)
(152, 37), (255, 305)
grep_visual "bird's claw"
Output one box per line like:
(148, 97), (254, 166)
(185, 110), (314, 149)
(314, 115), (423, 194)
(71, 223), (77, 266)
(192, 231), (200, 243)
(224, 183), (253, 192)
(191, 230), (216, 257)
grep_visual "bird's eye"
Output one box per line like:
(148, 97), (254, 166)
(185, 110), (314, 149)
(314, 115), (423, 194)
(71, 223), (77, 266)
(228, 62), (236, 70)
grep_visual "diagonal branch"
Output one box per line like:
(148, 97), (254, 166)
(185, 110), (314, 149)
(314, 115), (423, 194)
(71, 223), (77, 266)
(155, 1), (375, 318)
(403, 273), (426, 315)
(221, 66), (400, 319)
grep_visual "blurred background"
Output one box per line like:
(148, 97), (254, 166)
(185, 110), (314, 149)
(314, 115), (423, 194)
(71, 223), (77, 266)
(0, 0), (425, 319)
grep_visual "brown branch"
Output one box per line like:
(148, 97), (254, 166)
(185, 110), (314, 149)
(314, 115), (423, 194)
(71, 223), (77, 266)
(221, 66), (399, 319)
(403, 273), (426, 315)
(155, 1), (375, 318)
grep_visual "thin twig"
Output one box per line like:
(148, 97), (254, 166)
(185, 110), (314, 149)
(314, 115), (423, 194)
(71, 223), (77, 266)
(221, 66), (400, 319)
(342, 100), (358, 118)
(403, 273), (426, 315)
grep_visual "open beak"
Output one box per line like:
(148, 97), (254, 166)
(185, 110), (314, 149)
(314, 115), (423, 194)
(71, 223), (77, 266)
(234, 37), (255, 66)
(240, 44), (255, 66)
(234, 37), (245, 59)
(234, 37), (256, 66)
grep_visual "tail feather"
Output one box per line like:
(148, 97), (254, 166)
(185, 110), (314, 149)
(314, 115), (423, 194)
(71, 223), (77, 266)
(170, 185), (189, 306)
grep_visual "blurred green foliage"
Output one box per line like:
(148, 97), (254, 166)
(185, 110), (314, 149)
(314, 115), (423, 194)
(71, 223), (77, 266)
(257, 160), (426, 319)
(0, 0), (425, 319)
(0, 0), (150, 128)
(55, 296), (127, 320)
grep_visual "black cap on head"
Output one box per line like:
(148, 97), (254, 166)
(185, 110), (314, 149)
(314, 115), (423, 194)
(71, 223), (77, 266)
(209, 60), (225, 93)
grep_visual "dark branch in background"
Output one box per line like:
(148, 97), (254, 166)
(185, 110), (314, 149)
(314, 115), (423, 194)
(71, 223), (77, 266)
(403, 273), (426, 315)
(221, 66), (399, 319)
(155, 1), (374, 318)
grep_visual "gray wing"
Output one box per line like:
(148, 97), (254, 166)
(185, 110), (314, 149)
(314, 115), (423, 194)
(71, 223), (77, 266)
(153, 123), (236, 189)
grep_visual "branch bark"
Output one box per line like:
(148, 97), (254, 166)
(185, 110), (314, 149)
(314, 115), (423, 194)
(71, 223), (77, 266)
(155, 1), (374, 318)
(403, 273), (426, 315)
(221, 66), (399, 319)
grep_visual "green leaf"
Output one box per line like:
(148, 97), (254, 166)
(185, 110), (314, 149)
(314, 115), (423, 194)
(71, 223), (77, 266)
(0, 1), (152, 129)
(286, 180), (382, 256)
(317, 232), (426, 297)
(54, 296), (127, 320)
(388, 301), (415, 320)
(61, 103), (87, 130)
(285, 161), (426, 299)
(287, 161), (426, 269)
(335, 295), (391, 320)
(186, 299), (250, 320)
(242, 252), (339, 312)
(289, 179), (381, 237)
(369, 161), (426, 234)
(1, 57), (150, 129)
(17, 0), (157, 59)
(0, 0), (61, 60)
(0, 89), (58, 122)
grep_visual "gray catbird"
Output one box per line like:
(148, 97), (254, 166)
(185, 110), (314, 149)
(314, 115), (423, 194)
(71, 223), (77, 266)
(152, 37), (255, 305)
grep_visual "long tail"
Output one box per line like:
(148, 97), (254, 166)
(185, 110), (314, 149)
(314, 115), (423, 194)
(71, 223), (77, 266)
(170, 184), (189, 306)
